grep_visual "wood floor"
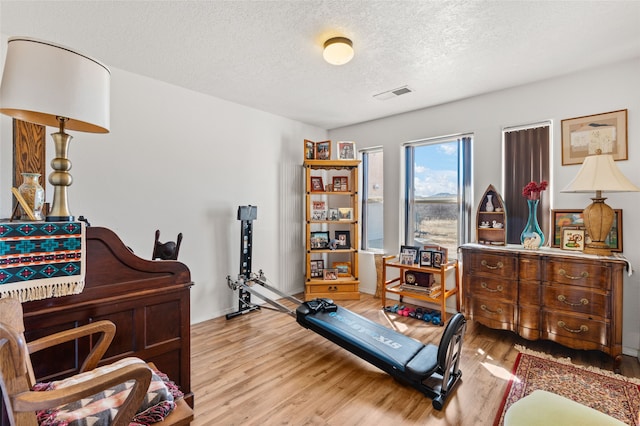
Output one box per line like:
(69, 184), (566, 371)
(190, 294), (640, 425)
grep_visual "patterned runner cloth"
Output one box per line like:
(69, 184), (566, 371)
(0, 221), (85, 302)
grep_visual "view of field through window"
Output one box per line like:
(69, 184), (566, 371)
(411, 142), (459, 258)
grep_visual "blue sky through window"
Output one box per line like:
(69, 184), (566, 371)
(414, 142), (458, 197)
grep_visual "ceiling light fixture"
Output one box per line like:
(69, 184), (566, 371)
(323, 37), (354, 66)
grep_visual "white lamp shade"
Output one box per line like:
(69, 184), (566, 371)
(0, 37), (110, 133)
(323, 37), (354, 66)
(561, 154), (640, 193)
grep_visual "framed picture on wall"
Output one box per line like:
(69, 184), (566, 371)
(561, 109), (628, 165)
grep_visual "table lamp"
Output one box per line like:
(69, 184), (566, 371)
(561, 150), (639, 255)
(0, 37), (110, 222)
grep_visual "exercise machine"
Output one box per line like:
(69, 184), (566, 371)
(226, 206), (466, 409)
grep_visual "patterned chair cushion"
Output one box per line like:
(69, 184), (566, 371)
(33, 357), (183, 426)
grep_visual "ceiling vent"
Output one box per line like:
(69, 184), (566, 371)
(373, 85), (414, 101)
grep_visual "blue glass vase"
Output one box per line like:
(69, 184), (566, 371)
(520, 199), (544, 249)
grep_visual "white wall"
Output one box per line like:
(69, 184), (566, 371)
(329, 57), (640, 356)
(0, 33), (327, 324)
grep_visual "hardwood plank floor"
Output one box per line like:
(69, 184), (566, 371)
(190, 294), (639, 425)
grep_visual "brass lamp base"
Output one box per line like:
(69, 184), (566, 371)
(583, 241), (612, 256)
(46, 117), (75, 222)
(582, 193), (614, 257)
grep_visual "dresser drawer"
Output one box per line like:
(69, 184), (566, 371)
(542, 310), (608, 349)
(306, 282), (358, 294)
(468, 276), (517, 301)
(542, 283), (609, 318)
(468, 252), (517, 279)
(545, 259), (610, 289)
(467, 297), (515, 330)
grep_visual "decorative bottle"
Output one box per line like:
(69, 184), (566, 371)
(520, 199), (544, 249)
(485, 194), (494, 212)
(18, 172), (45, 221)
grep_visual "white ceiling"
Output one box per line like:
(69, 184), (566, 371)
(1, 1), (639, 130)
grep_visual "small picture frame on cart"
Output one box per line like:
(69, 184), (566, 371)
(419, 250), (433, 267)
(431, 250), (445, 268)
(400, 245), (420, 264)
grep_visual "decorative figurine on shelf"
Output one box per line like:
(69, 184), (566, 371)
(485, 194), (494, 212)
(492, 220), (503, 229)
(520, 180), (548, 249)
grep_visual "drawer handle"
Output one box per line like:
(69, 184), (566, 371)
(557, 295), (589, 306)
(328, 286), (338, 292)
(557, 321), (589, 334)
(481, 282), (503, 293)
(558, 269), (589, 280)
(480, 304), (503, 315)
(481, 260), (504, 270)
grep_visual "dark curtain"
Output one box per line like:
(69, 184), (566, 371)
(504, 126), (550, 244)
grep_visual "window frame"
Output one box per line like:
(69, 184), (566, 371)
(402, 135), (472, 258)
(360, 146), (384, 252)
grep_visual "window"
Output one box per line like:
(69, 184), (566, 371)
(404, 136), (472, 259)
(361, 148), (384, 251)
(502, 123), (551, 244)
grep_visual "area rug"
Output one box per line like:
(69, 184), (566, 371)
(494, 346), (640, 426)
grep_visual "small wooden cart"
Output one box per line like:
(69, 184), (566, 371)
(381, 255), (460, 324)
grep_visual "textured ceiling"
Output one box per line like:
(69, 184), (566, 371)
(1, 1), (639, 130)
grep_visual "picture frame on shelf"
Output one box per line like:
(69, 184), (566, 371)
(310, 231), (330, 249)
(332, 261), (352, 277)
(334, 230), (351, 248)
(323, 268), (338, 280)
(551, 209), (623, 252)
(312, 200), (326, 220)
(332, 176), (348, 191)
(304, 139), (315, 160)
(431, 250), (445, 268)
(337, 141), (356, 160)
(561, 227), (585, 251)
(310, 176), (324, 192)
(400, 245), (420, 265)
(315, 140), (331, 160)
(338, 207), (353, 221)
(327, 208), (339, 221)
(310, 259), (324, 278)
(422, 244), (448, 263)
(400, 253), (414, 265)
(561, 109), (628, 165)
(419, 250), (432, 267)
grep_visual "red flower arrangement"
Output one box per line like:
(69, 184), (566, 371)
(522, 180), (548, 200)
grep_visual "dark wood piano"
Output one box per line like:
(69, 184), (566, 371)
(1, 226), (194, 424)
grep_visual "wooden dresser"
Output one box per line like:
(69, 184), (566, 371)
(460, 243), (626, 369)
(1, 226), (194, 425)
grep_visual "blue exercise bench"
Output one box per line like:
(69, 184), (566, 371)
(295, 298), (466, 410)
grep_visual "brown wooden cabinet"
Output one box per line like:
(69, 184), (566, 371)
(460, 243), (625, 369)
(1, 226), (194, 426)
(304, 160), (360, 300)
